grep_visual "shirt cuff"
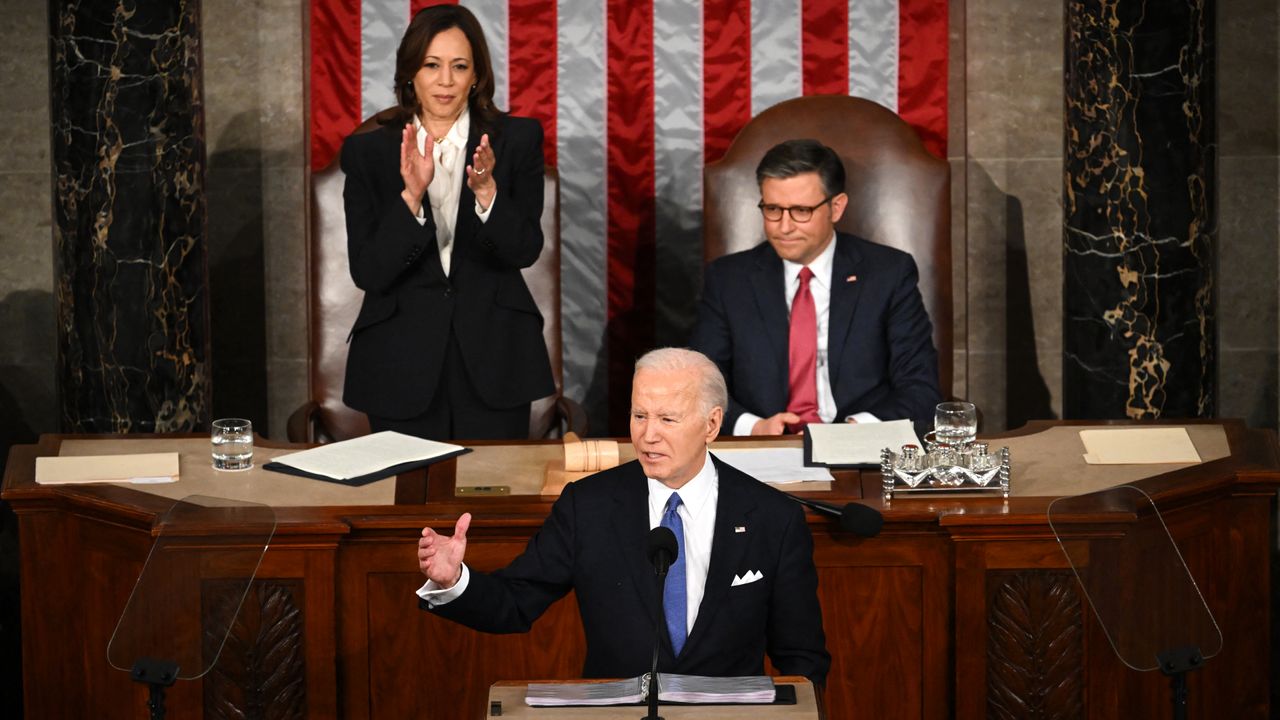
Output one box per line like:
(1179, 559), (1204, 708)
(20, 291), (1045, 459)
(474, 194), (495, 221)
(415, 564), (471, 607)
(414, 204), (428, 226)
(733, 412), (762, 437)
(846, 412), (881, 424)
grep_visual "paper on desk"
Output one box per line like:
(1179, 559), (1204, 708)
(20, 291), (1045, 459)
(267, 431), (465, 481)
(1079, 427), (1201, 464)
(806, 419), (921, 466)
(36, 453), (180, 485)
(712, 448), (834, 485)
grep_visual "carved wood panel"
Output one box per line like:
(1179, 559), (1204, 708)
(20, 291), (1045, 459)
(986, 570), (1084, 720)
(203, 579), (307, 719)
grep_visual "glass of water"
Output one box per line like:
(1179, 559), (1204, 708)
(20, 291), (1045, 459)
(934, 401), (977, 447)
(211, 418), (254, 471)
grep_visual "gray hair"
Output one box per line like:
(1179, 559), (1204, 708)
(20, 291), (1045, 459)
(634, 347), (728, 416)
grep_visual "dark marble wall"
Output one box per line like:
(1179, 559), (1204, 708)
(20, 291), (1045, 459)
(49, 0), (210, 432)
(1063, 0), (1216, 419)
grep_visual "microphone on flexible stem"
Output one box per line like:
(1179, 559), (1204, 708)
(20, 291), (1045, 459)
(643, 527), (677, 720)
(788, 496), (885, 537)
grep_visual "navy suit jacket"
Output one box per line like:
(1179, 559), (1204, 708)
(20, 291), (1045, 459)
(339, 113), (554, 419)
(422, 456), (830, 686)
(690, 233), (942, 432)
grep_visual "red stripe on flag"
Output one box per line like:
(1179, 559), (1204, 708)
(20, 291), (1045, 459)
(410, 0), (457, 16)
(703, 0), (752, 164)
(310, 0), (362, 170)
(801, 0), (848, 95)
(898, 0), (948, 158)
(606, 0), (656, 432)
(508, 0), (558, 166)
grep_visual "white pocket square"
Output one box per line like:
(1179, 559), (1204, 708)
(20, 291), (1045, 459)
(731, 570), (764, 587)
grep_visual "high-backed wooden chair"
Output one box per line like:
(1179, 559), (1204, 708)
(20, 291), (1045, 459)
(703, 95), (952, 394)
(289, 115), (585, 443)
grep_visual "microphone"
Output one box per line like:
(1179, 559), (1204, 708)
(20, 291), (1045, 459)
(788, 496), (885, 537)
(647, 526), (678, 575)
(644, 527), (678, 720)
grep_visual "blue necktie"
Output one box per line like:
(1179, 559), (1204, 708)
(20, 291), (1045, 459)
(661, 493), (687, 655)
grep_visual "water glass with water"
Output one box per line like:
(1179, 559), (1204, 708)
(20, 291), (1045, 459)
(212, 418), (254, 471)
(934, 402), (977, 447)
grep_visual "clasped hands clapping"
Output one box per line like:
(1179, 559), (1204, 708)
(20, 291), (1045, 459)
(399, 126), (497, 216)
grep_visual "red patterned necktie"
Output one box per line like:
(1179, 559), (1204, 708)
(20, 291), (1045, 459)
(786, 267), (821, 432)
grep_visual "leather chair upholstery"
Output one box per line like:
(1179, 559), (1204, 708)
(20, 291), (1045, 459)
(289, 113), (585, 443)
(703, 95), (952, 394)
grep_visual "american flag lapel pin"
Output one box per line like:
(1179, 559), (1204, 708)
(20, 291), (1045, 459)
(734, 526), (746, 533)
(846, 275), (858, 283)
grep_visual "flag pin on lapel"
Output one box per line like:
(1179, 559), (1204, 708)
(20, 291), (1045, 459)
(846, 275), (858, 283)
(735, 526), (746, 533)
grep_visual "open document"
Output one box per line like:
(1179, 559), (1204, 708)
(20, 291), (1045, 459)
(263, 431), (469, 486)
(805, 419), (922, 467)
(525, 673), (776, 707)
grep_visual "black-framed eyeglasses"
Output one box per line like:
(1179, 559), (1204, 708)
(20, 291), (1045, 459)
(757, 196), (834, 223)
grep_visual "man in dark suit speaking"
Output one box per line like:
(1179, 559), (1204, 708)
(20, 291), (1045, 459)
(416, 348), (830, 686)
(690, 139), (942, 435)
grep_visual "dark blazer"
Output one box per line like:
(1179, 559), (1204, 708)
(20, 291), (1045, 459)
(423, 456), (830, 686)
(339, 113), (554, 419)
(690, 233), (942, 431)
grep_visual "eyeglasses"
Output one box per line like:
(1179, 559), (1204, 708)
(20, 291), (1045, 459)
(757, 196), (834, 223)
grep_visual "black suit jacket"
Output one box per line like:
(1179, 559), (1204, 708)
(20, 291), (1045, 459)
(339, 113), (554, 419)
(690, 233), (942, 431)
(422, 456), (830, 686)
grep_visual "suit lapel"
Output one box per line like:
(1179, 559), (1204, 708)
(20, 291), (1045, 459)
(827, 234), (865, 383)
(685, 456), (756, 653)
(749, 246), (790, 386)
(611, 463), (665, 644)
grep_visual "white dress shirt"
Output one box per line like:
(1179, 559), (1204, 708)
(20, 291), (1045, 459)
(411, 107), (492, 276)
(417, 451), (719, 634)
(733, 234), (879, 436)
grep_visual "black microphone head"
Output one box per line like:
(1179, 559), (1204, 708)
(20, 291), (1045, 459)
(839, 503), (884, 537)
(647, 526), (678, 568)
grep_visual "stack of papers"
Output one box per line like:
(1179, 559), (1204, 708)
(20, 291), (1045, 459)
(525, 673), (776, 706)
(805, 419), (922, 467)
(1079, 428), (1201, 464)
(713, 448), (834, 485)
(35, 453), (180, 485)
(264, 431), (469, 486)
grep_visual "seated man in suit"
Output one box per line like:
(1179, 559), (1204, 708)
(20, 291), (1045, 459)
(416, 347), (830, 686)
(690, 139), (942, 435)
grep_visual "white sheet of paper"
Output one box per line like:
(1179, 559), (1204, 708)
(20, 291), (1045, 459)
(712, 448), (834, 485)
(269, 431), (464, 480)
(1079, 427), (1201, 464)
(807, 419), (922, 466)
(36, 453), (180, 485)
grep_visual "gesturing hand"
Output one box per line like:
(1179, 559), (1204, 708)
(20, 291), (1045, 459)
(466, 133), (497, 210)
(400, 124), (435, 215)
(418, 513), (471, 589)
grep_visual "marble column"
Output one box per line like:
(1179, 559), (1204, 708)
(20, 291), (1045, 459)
(1063, 0), (1215, 419)
(49, 0), (209, 432)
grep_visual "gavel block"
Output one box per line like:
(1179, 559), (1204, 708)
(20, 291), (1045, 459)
(541, 433), (621, 495)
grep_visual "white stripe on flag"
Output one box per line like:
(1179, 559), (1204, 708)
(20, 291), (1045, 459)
(849, 0), (898, 111)
(462, 0), (510, 111)
(361, 0), (408, 120)
(751, 0), (803, 116)
(653, 0), (703, 343)
(557, 0), (609, 422)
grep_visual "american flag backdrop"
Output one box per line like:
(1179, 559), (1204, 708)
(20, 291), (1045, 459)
(310, 0), (948, 432)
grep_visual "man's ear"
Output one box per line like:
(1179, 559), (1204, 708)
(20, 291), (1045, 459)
(705, 406), (724, 442)
(829, 192), (849, 223)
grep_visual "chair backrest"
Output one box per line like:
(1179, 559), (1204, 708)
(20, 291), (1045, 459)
(306, 119), (563, 441)
(703, 95), (952, 393)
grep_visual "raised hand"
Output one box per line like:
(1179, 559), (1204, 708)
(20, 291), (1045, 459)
(418, 513), (471, 588)
(465, 133), (497, 210)
(400, 124), (435, 215)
